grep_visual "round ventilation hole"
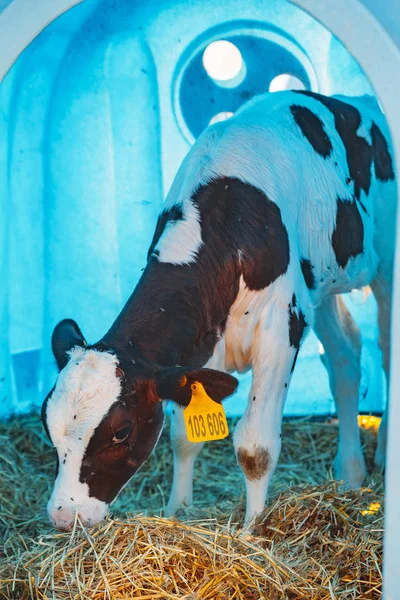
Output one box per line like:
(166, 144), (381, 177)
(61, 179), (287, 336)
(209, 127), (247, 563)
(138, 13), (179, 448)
(269, 73), (306, 92)
(203, 40), (244, 86)
(209, 111), (234, 125)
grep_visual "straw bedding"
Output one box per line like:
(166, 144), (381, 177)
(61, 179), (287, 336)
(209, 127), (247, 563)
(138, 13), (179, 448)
(0, 414), (384, 599)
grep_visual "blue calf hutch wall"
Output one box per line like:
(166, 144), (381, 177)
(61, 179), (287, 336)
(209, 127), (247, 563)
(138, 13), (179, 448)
(0, 0), (386, 418)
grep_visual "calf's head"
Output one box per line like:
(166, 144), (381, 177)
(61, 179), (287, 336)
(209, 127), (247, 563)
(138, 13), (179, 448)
(41, 319), (237, 530)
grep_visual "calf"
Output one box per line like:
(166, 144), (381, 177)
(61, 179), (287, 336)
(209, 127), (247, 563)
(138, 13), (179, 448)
(42, 90), (395, 529)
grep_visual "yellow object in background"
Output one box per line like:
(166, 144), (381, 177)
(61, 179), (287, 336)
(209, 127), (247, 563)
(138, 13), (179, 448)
(358, 415), (381, 432)
(184, 382), (229, 443)
(361, 502), (381, 516)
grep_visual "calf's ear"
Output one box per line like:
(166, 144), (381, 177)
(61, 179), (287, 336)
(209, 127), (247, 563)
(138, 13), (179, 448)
(156, 367), (238, 407)
(52, 319), (87, 370)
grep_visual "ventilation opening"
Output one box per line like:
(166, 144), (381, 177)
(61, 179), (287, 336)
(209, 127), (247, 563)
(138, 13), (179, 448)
(202, 40), (245, 88)
(209, 111), (234, 125)
(269, 73), (306, 92)
(176, 28), (314, 141)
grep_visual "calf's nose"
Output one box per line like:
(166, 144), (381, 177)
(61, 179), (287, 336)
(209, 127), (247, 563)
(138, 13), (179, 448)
(47, 498), (108, 530)
(48, 504), (76, 530)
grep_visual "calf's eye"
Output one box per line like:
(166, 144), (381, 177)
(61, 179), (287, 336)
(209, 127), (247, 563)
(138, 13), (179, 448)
(112, 426), (132, 444)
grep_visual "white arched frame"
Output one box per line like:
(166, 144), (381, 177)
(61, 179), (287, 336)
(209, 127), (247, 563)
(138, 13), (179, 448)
(0, 1), (399, 597)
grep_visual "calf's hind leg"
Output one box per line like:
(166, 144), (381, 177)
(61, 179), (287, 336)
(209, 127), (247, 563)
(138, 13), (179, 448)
(314, 295), (366, 488)
(371, 272), (392, 469)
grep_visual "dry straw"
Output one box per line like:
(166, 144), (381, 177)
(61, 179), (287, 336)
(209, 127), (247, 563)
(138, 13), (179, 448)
(0, 415), (384, 599)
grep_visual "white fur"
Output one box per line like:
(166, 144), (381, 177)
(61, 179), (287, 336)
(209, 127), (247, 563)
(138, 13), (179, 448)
(155, 200), (203, 264)
(46, 347), (121, 528)
(166, 91), (395, 526)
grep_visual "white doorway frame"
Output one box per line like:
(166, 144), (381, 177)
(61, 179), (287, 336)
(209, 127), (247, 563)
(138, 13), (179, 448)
(289, 4), (400, 598)
(0, 0), (399, 597)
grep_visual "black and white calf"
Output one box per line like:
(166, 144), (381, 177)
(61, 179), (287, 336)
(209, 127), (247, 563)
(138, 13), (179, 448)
(42, 90), (395, 530)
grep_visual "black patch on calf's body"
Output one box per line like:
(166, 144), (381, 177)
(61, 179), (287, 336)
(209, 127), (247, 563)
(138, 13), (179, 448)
(288, 294), (306, 373)
(300, 258), (316, 290)
(193, 177), (290, 291)
(105, 177), (289, 368)
(371, 122), (395, 182)
(296, 91), (373, 201)
(291, 348), (300, 374)
(290, 104), (332, 158)
(332, 198), (364, 269)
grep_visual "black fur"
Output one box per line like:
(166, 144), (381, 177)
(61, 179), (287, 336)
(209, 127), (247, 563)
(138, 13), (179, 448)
(332, 198), (364, 268)
(288, 294), (307, 373)
(296, 91), (373, 201)
(79, 396), (165, 504)
(300, 258), (316, 290)
(193, 178), (290, 291)
(291, 349), (300, 374)
(156, 367), (238, 406)
(290, 105), (332, 158)
(52, 319), (86, 370)
(371, 122), (395, 182)
(41, 386), (59, 478)
(288, 294), (307, 350)
(104, 177), (290, 368)
(41, 386), (54, 442)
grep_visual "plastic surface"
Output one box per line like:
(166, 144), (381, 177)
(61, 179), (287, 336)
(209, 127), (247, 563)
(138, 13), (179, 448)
(0, 0), (386, 419)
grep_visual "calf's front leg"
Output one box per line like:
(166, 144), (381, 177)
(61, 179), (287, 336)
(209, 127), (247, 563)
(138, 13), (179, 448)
(166, 406), (204, 517)
(234, 301), (306, 527)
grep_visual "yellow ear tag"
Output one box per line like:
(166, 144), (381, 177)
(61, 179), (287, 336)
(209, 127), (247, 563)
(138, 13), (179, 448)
(183, 382), (229, 443)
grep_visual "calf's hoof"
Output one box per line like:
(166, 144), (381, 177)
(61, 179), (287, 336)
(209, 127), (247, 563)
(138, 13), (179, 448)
(165, 505), (179, 519)
(335, 453), (367, 489)
(165, 498), (192, 519)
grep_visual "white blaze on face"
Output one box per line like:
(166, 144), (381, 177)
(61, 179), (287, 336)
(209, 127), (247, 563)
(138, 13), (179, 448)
(45, 347), (122, 529)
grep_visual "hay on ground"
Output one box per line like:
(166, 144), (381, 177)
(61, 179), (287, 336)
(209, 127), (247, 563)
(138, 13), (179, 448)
(0, 414), (384, 599)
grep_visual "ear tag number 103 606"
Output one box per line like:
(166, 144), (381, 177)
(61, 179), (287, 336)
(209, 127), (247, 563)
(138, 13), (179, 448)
(184, 382), (229, 443)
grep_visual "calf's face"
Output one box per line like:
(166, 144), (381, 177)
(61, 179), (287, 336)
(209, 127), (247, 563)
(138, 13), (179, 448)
(42, 319), (237, 530)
